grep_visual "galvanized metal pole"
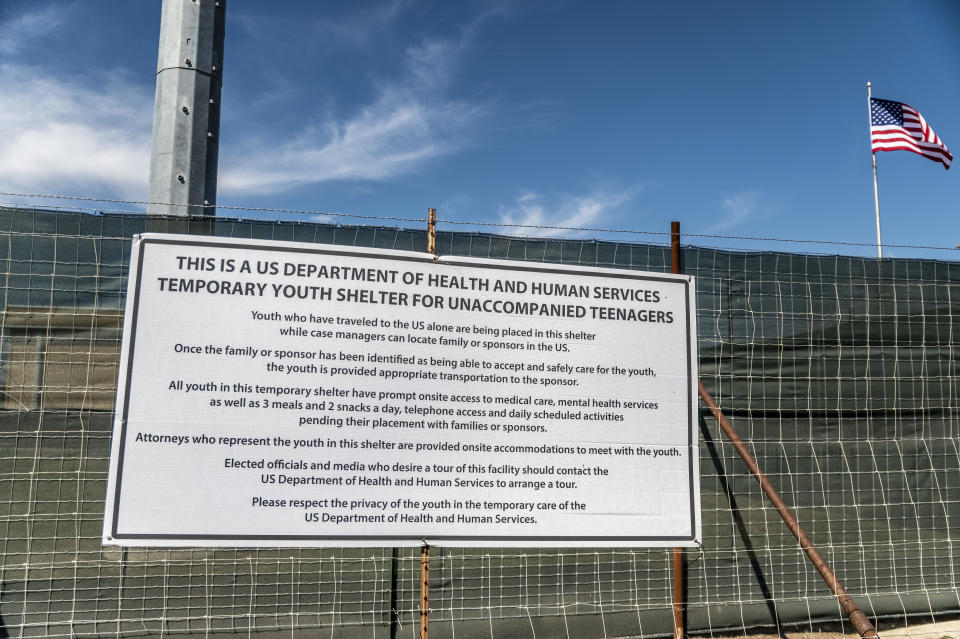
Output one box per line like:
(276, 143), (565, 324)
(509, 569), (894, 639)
(148, 0), (226, 217)
(867, 82), (882, 258)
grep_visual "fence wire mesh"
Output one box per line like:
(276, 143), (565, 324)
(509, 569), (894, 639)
(0, 206), (958, 638)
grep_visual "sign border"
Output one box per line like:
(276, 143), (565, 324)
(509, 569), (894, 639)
(104, 233), (700, 547)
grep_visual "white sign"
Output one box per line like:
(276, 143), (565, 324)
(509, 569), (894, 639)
(103, 234), (700, 547)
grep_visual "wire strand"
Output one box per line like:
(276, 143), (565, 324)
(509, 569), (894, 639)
(1, 190), (958, 252)
(0, 192), (426, 224)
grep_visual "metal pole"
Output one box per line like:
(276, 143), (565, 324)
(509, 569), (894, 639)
(388, 548), (400, 639)
(148, 0), (226, 216)
(670, 221), (681, 275)
(867, 82), (882, 258)
(698, 382), (878, 638)
(670, 221), (685, 639)
(672, 550), (685, 639)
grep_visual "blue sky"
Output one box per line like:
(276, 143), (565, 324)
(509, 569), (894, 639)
(0, 1), (958, 258)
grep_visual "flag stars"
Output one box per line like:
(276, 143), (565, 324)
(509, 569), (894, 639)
(871, 99), (903, 126)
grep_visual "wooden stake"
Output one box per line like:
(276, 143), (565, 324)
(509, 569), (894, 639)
(672, 549), (685, 639)
(420, 541), (430, 639)
(670, 221), (686, 639)
(422, 210), (435, 638)
(427, 208), (437, 257)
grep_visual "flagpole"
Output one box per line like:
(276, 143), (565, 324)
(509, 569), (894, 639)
(867, 82), (882, 258)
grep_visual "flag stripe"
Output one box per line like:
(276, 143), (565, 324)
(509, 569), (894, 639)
(872, 146), (951, 167)
(873, 142), (951, 158)
(870, 97), (952, 169)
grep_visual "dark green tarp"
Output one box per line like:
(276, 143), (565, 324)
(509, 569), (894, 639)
(0, 207), (957, 638)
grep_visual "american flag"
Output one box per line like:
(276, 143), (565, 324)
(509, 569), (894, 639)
(870, 98), (952, 169)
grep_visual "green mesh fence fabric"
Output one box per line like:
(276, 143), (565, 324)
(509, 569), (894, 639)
(0, 206), (958, 638)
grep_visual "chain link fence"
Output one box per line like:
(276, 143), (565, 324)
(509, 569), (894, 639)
(0, 206), (958, 638)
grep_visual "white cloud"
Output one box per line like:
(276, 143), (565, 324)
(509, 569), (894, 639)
(219, 34), (490, 195)
(0, 64), (152, 200)
(0, 5), (66, 55)
(0, 3), (502, 203)
(496, 189), (633, 238)
(315, 0), (419, 48)
(0, 26), (488, 202)
(236, 0), (417, 51)
(709, 191), (762, 233)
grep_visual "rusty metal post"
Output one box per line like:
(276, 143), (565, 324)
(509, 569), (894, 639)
(420, 541), (430, 639)
(670, 221), (681, 275)
(670, 221), (686, 639)
(672, 550), (685, 639)
(698, 382), (878, 638)
(427, 208), (437, 257)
